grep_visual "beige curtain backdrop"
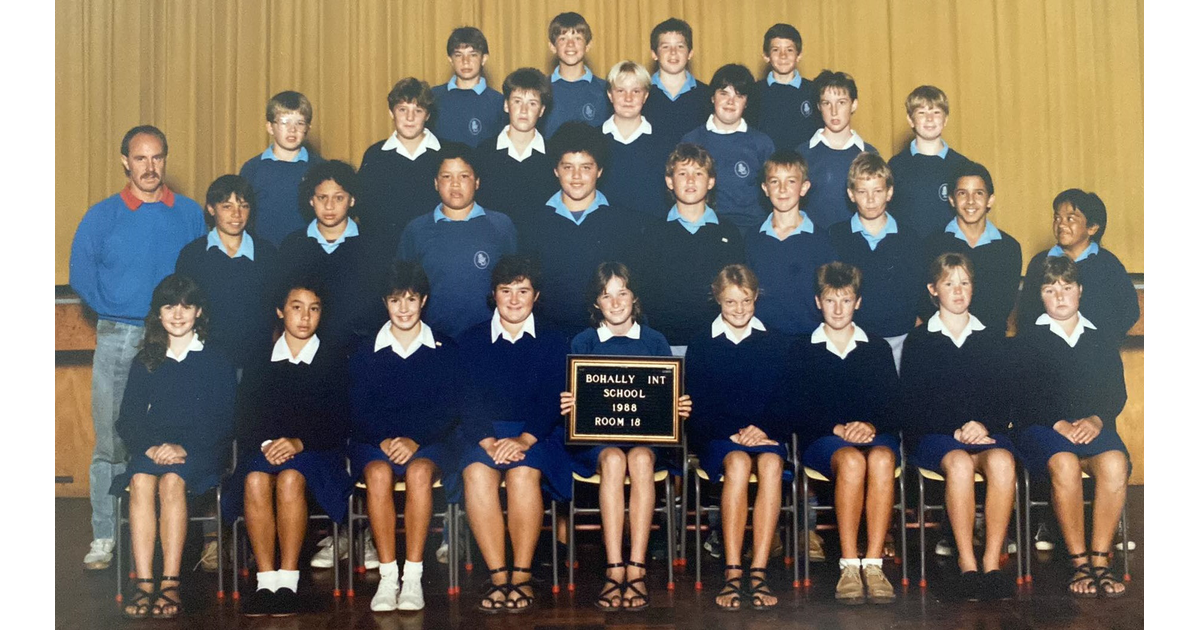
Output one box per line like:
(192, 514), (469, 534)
(55, 0), (1143, 284)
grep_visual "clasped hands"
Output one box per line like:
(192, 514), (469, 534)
(145, 443), (187, 465)
(260, 437), (304, 466)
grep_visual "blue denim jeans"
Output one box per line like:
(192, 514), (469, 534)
(89, 319), (144, 540)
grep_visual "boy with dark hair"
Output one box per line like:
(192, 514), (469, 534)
(358, 78), (443, 265)
(681, 63), (776, 234)
(828, 153), (925, 370)
(922, 161), (1022, 332)
(598, 60), (674, 217)
(519, 121), (648, 334)
(175, 175), (278, 370)
(431, 26), (505, 148)
(744, 149), (837, 337)
(887, 85), (970, 240)
(398, 142), (518, 338)
(643, 17), (710, 147)
(543, 12), (611, 138)
(749, 23), (821, 153)
(643, 144), (744, 349)
(473, 68), (559, 235)
(239, 91), (326, 248)
(797, 70), (878, 231)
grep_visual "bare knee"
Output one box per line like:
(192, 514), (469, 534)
(506, 465), (541, 491)
(756, 453), (784, 479)
(130, 472), (158, 496)
(723, 451), (752, 479)
(941, 450), (974, 481)
(244, 472), (273, 502)
(867, 446), (895, 475)
(598, 447), (628, 475)
(404, 459), (436, 491)
(276, 469), (306, 500)
(364, 460), (395, 493)
(463, 463), (497, 492)
(983, 451), (1016, 485)
(157, 473), (187, 501)
(1048, 452), (1082, 483)
(832, 448), (866, 480)
(1090, 451), (1129, 490)
(627, 447), (655, 476)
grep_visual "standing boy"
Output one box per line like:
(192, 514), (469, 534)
(431, 27), (505, 148)
(543, 12), (611, 139)
(681, 64), (776, 235)
(238, 91), (325, 248)
(828, 153), (925, 370)
(743, 149), (837, 338)
(797, 70), (877, 231)
(750, 23), (821, 153)
(643, 17), (710, 147)
(887, 86), (970, 241)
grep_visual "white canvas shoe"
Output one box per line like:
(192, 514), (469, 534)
(396, 578), (425, 611)
(370, 573), (399, 612)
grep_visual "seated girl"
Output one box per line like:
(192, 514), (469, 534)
(685, 264), (790, 611)
(456, 255), (571, 614)
(559, 262), (691, 611)
(224, 279), (352, 617)
(1015, 256), (1129, 599)
(114, 274), (237, 619)
(900, 253), (1016, 601)
(777, 261), (901, 605)
(348, 261), (460, 612)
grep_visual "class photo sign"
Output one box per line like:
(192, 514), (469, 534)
(565, 355), (684, 444)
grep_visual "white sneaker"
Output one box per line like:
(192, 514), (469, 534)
(370, 573), (399, 612)
(1033, 523), (1055, 551)
(934, 537), (954, 557)
(436, 540), (449, 564)
(363, 535), (380, 570)
(396, 578), (425, 611)
(310, 533), (349, 568)
(84, 538), (114, 570)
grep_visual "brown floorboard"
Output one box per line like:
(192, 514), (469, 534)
(56, 487), (1143, 629)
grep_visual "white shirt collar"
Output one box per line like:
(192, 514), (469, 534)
(165, 334), (205, 362)
(808, 128), (866, 151)
(927, 312), (986, 348)
(811, 323), (869, 360)
(271, 334), (321, 365)
(601, 116), (652, 144)
(704, 114), (748, 135)
(1036, 313), (1096, 348)
(380, 129), (441, 160)
(206, 229), (255, 260)
(490, 309), (537, 343)
(711, 315), (765, 344)
(495, 125), (545, 162)
(597, 321), (641, 342)
(374, 321), (437, 359)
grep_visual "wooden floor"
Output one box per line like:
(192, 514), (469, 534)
(55, 488), (1143, 629)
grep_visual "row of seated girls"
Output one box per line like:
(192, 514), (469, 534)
(113, 250), (1128, 618)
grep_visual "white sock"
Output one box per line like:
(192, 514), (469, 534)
(256, 570), (279, 592)
(277, 569), (300, 592)
(839, 558), (861, 570)
(402, 560), (423, 582)
(379, 560), (398, 578)
(861, 557), (883, 568)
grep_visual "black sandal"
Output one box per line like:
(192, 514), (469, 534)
(745, 567), (777, 610)
(506, 566), (535, 614)
(623, 560), (649, 612)
(477, 566), (509, 614)
(1066, 552), (1097, 599)
(1090, 551), (1126, 599)
(716, 565), (743, 612)
(595, 562), (625, 611)
(122, 577), (155, 619)
(152, 575), (182, 619)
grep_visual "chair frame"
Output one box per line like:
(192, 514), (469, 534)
(915, 466), (1022, 587)
(1021, 467), (1130, 586)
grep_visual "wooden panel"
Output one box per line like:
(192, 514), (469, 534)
(55, 302), (96, 352)
(1116, 344), (1144, 485)
(55, 364), (94, 498)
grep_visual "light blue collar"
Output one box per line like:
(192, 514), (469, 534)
(650, 71), (697, 101)
(448, 75), (488, 95)
(909, 139), (949, 159)
(205, 229), (255, 260)
(433, 203), (487, 222)
(551, 66), (594, 83)
(766, 71), (802, 88)
(759, 212), (814, 241)
(1048, 241), (1099, 262)
(667, 204), (719, 234)
(547, 190), (608, 225)
(850, 213), (898, 250)
(945, 218), (1002, 248)
(306, 218), (359, 254)
(260, 146), (310, 162)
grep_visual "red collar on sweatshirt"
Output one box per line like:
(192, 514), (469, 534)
(120, 184), (176, 210)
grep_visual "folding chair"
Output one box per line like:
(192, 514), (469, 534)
(915, 466), (1022, 587)
(114, 483), (226, 601)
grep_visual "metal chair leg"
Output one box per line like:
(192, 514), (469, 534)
(1121, 506), (1131, 581)
(216, 487), (225, 598)
(665, 476), (676, 588)
(899, 466), (908, 586)
(115, 495), (123, 602)
(1023, 469), (1033, 584)
(918, 474), (926, 588)
(1013, 478), (1022, 585)
(802, 473), (810, 587)
(346, 495), (355, 598)
(567, 494), (576, 592)
(551, 501), (559, 594)
(331, 521), (341, 597)
(791, 473), (800, 588)
(694, 470), (702, 589)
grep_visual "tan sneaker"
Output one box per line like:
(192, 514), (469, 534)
(862, 563), (896, 603)
(835, 564), (866, 605)
(807, 531), (826, 562)
(197, 539), (219, 572)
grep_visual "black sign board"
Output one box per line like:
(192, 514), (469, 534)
(566, 355), (684, 444)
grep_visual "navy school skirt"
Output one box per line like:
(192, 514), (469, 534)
(1016, 425), (1129, 481)
(347, 440), (461, 503)
(911, 433), (1016, 472)
(801, 433), (902, 480)
(221, 449), (351, 523)
(111, 453), (224, 497)
(459, 422), (573, 502)
(696, 439), (793, 482)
